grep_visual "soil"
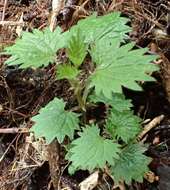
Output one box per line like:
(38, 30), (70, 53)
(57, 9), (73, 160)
(1, 0), (170, 190)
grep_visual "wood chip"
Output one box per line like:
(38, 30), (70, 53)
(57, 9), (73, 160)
(79, 171), (99, 190)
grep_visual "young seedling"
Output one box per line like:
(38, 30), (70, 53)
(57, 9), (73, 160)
(3, 12), (158, 188)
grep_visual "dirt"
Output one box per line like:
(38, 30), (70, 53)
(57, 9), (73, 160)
(1, 0), (170, 190)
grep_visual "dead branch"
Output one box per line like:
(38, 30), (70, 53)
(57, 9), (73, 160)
(1, 0), (8, 21)
(47, 140), (61, 190)
(50, 0), (65, 31)
(0, 128), (29, 134)
(0, 20), (25, 26)
(138, 115), (164, 140)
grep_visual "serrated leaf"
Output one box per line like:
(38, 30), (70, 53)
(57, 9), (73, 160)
(111, 143), (151, 184)
(68, 164), (78, 175)
(67, 29), (87, 67)
(67, 125), (120, 171)
(106, 109), (141, 143)
(30, 98), (79, 144)
(90, 37), (120, 65)
(57, 64), (79, 80)
(68, 12), (131, 44)
(90, 92), (132, 112)
(89, 41), (158, 98)
(5, 27), (65, 68)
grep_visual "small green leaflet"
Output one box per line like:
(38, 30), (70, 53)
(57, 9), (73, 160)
(30, 98), (79, 144)
(67, 125), (120, 171)
(4, 27), (65, 68)
(68, 12), (131, 44)
(90, 37), (120, 65)
(57, 64), (80, 80)
(106, 109), (141, 143)
(111, 143), (151, 184)
(89, 41), (158, 98)
(67, 29), (87, 67)
(89, 92), (132, 112)
(89, 66), (117, 99)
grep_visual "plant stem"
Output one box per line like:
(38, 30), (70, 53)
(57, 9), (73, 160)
(47, 140), (60, 190)
(82, 79), (91, 104)
(75, 85), (86, 111)
(70, 80), (86, 111)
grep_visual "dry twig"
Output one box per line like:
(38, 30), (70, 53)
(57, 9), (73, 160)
(0, 20), (25, 26)
(50, 0), (65, 31)
(47, 140), (61, 190)
(138, 114), (164, 140)
(1, 0), (7, 21)
(0, 127), (29, 134)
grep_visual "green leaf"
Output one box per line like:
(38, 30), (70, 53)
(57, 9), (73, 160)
(90, 92), (132, 112)
(57, 64), (80, 80)
(67, 29), (87, 67)
(89, 41), (158, 98)
(30, 98), (79, 144)
(4, 27), (65, 68)
(89, 66), (118, 98)
(69, 12), (131, 44)
(111, 143), (151, 184)
(106, 109), (141, 143)
(67, 125), (120, 171)
(90, 37), (120, 65)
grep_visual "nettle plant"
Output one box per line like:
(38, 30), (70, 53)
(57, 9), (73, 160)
(4, 12), (158, 185)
